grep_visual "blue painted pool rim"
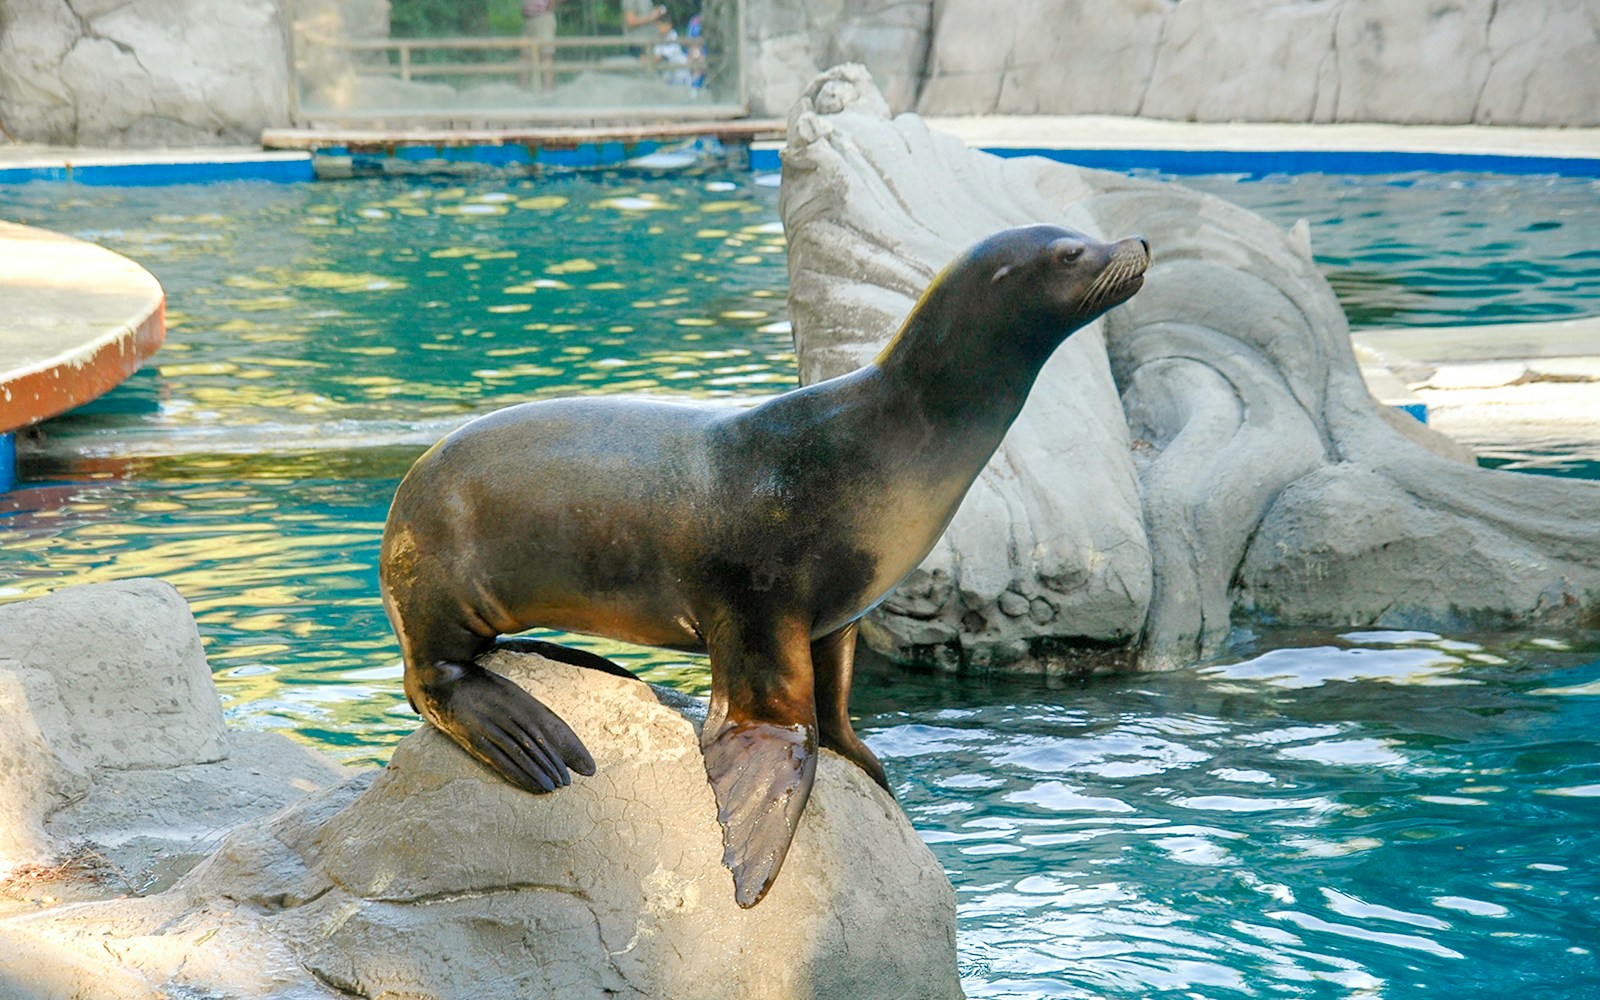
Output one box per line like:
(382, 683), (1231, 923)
(2, 138), (1598, 185)
(0, 156), (318, 186)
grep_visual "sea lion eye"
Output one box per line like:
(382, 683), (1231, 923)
(1052, 240), (1086, 265)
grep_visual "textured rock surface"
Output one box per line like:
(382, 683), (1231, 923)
(743, 0), (933, 116)
(781, 65), (1600, 671)
(915, 0), (1600, 126)
(0, 0), (290, 145)
(0, 579), (349, 888)
(0, 652), (963, 1000)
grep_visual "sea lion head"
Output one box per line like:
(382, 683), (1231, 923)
(978, 223), (1150, 340)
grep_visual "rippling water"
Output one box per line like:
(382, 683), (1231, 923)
(5, 171), (795, 473)
(1176, 172), (1600, 328)
(861, 630), (1600, 998)
(2, 166), (1598, 997)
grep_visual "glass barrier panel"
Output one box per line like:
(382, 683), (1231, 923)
(289, 0), (745, 122)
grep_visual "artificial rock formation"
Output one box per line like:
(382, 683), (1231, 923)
(780, 65), (1600, 672)
(912, 0), (1600, 126)
(0, 591), (961, 1000)
(0, 0), (291, 145)
(0, 579), (350, 882)
(4, 0), (1596, 144)
(742, 0), (933, 116)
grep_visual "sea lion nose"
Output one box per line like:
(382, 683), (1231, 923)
(1135, 236), (1150, 257)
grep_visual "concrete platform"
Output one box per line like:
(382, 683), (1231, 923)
(751, 115), (1600, 176)
(1353, 318), (1600, 461)
(923, 116), (1600, 160)
(0, 221), (166, 488)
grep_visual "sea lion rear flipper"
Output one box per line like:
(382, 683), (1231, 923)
(700, 613), (818, 907)
(701, 714), (817, 908)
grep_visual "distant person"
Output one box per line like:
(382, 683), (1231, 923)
(651, 18), (692, 88)
(623, 0), (668, 44)
(523, 0), (560, 91)
(684, 12), (705, 88)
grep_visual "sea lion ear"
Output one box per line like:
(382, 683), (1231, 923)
(990, 264), (1014, 285)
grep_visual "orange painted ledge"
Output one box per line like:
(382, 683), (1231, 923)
(0, 220), (166, 434)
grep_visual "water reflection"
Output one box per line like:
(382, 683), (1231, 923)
(7, 171), (795, 474)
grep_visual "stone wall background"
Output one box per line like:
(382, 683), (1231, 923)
(0, 0), (1594, 147)
(0, 0), (291, 146)
(908, 0), (1600, 126)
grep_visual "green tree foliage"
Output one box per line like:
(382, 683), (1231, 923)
(390, 0), (707, 40)
(390, 0), (526, 38)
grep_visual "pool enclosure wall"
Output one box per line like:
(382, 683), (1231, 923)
(288, 0), (747, 124)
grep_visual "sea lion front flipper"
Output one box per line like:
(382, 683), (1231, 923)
(700, 613), (818, 907)
(811, 621), (891, 793)
(411, 659), (597, 793)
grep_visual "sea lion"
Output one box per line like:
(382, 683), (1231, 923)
(379, 223), (1150, 906)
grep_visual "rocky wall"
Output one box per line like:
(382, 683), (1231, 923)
(913, 0), (1600, 126)
(0, 0), (291, 146)
(4, 0), (1594, 147)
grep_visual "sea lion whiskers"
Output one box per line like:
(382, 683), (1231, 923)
(1079, 238), (1151, 315)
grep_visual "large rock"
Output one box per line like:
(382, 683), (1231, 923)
(0, 651), (963, 999)
(0, 0), (290, 145)
(781, 65), (1600, 672)
(0, 579), (349, 881)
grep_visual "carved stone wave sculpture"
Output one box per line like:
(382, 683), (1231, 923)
(780, 65), (1600, 672)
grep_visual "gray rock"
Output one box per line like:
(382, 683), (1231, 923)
(919, 0), (1166, 117)
(0, 652), (963, 1000)
(0, 0), (290, 146)
(0, 580), (349, 891)
(781, 65), (1600, 671)
(744, 0), (934, 115)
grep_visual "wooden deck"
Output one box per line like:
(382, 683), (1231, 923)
(261, 119), (786, 153)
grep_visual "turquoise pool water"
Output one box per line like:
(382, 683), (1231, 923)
(2, 167), (1598, 997)
(1176, 171), (1600, 328)
(885, 632), (1600, 998)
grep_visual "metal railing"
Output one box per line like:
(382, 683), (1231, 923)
(329, 34), (677, 84)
